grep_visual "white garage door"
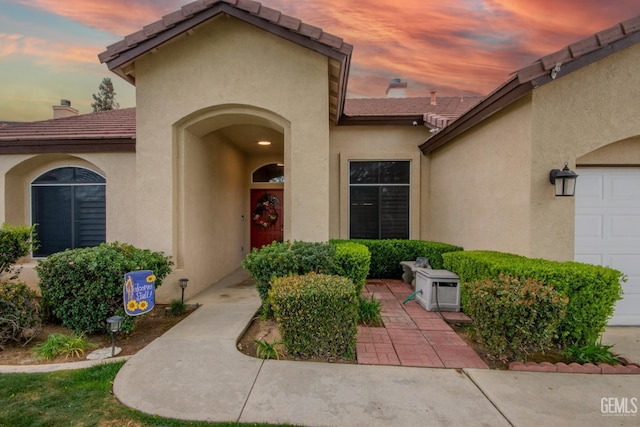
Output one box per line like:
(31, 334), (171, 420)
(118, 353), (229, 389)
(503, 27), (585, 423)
(575, 167), (640, 325)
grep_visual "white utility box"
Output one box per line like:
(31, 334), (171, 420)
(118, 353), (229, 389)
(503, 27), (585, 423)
(415, 269), (460, 312)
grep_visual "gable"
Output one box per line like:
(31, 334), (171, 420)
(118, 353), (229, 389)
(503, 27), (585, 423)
(98, 0), (352, 123)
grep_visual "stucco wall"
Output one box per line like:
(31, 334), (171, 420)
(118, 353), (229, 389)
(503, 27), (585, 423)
(134, 15), (330, 299)
(161, 130), (248, 300)
(328, 125), (428, 239)
(427, 43), (640, 261)
(577, 136), (640, 165)
(0, 152), (136, 290)
(529, 42), (640, 260)
(427, 96), (533, 254)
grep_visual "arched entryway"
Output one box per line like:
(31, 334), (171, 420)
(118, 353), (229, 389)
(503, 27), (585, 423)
(173, 105), (288, 291)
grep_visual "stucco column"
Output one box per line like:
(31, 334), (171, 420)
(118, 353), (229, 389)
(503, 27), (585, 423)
(286, 123), (330, 242)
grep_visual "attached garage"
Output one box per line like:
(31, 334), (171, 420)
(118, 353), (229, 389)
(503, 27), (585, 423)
(575, 167), (640, 325)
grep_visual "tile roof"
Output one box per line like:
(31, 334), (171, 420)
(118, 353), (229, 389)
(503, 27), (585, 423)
(0, 108), (136, 154)
(344, 97), (482, 127)
(98, 0), (352, 65)
(516, 15), (640, 84)
(0, 95), (476, 152)
(420, 14), (640, 154)
(98, 0), (353, 123)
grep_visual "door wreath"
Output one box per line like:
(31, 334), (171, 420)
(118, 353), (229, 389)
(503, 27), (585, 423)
(253, 193), (280, 228)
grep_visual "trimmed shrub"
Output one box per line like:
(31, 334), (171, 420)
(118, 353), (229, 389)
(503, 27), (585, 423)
(0, 281), (42, 348)
(269, 273), (358, 358)
(466, 274), (568, 361)
(331, 241), (370, 295)
(291, 241), (336, 275)
(36, 242), (172, 334)
(443, 250), (624, 346)
(332, 239), (463, 279)
(0, 223), (37, 280)
(241, 241), (336, 315)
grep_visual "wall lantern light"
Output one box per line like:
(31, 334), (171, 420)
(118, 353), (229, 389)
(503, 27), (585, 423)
(549, 163), (578, 197)
(106, 315), (124, 357)
(179, 278), (189, 303)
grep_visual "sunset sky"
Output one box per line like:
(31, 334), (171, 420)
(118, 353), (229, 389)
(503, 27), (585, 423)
(1, 0), (639, 121)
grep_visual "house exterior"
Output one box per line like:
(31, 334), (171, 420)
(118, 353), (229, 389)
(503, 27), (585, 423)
(0, 0), (638, 324)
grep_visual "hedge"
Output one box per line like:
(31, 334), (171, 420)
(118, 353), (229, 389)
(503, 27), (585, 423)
(442, 250), (624, 346)
(36, 242), (173, 334)
(466, 275), (568, 361)
(331, 241), (370, 295)
(0, 281), (42, 348)
(241, 241), (336, 315)
(331, 239), (463, 279)
(269, 273), (358, 358)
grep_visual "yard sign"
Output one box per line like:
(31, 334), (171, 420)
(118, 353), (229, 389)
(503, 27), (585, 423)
(123, 270), (156, 316)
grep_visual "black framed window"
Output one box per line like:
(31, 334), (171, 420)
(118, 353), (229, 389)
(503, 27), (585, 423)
(349, 161), (410, 239)
(31, 167), (106, 257)
(252, 163), (284, 183)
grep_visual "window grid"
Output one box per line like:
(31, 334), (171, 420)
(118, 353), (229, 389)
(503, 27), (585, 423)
(349, 161), (410, 239)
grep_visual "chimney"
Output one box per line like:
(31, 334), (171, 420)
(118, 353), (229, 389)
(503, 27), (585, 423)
(386, 78), (407, 98)
(430, 90), (437, 106)
(53, 99), (78, 119)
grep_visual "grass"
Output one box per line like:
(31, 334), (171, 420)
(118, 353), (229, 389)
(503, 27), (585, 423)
(358, 295), (383, 327)
(32, 332), (96, 360)
(0, 361), (297, 427)
(563, 340), (620, 365)
(254, 339), (283, 360)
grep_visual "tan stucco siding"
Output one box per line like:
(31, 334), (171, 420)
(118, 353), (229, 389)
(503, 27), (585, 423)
(529, 42), (640, 260)
(0, 152), (136, 290)
(427, 96), (533, 254)
(134, 15), (330, 299)
(329, 125), (429, 240)
(163, 130), (248, 300)
(577, 136), (640, 165)
(1, 153), (136, 244)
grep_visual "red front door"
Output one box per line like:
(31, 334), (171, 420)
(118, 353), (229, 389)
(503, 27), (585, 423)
(250, 189), (283, 249)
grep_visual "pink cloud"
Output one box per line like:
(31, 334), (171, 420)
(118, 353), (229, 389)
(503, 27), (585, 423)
(14, 0), (640, 97)
(1, 32), (101, 70)
(0, 33), (23, 57)
(16, 0), (175, 35)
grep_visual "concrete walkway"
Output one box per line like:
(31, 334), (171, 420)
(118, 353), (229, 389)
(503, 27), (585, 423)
(3, 269), (637, 425)
(108, 269), (640, 426)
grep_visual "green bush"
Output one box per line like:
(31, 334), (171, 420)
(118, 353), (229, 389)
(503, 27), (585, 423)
(36, 242), (173, 335)
(291, 241), (336, 275)
(466, 274), (568, 361)
(332, 239), (463, 279)
(0, 281), (42, 349)
(331, 241), (370, 295)
(0, 223), (37, 280)
(168, 299), (187, 316)
(241, 241), (336, 315)
(443, 250), (624, 346)
(269, 273), (358, 359)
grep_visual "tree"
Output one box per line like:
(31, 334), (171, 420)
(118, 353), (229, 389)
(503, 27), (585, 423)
(91, 77), (120, 112)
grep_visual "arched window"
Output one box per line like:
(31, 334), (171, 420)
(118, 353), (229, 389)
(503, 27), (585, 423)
(31, 167), (106, 257)
(252, 163), (284, 183)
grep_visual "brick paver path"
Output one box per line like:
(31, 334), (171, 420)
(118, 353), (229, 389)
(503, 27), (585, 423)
(356, 279), (488, 369)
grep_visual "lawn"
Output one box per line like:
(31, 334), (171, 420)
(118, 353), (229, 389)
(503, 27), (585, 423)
(0, 361), (295, 427)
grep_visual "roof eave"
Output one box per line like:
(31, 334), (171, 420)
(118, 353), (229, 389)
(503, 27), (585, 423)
(419, 19), (640, 155)
(419, 77), (531, 154)
(339, 115), (424, 126)
(102, 2), (353, 124)
(0, 138), (136, 154)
